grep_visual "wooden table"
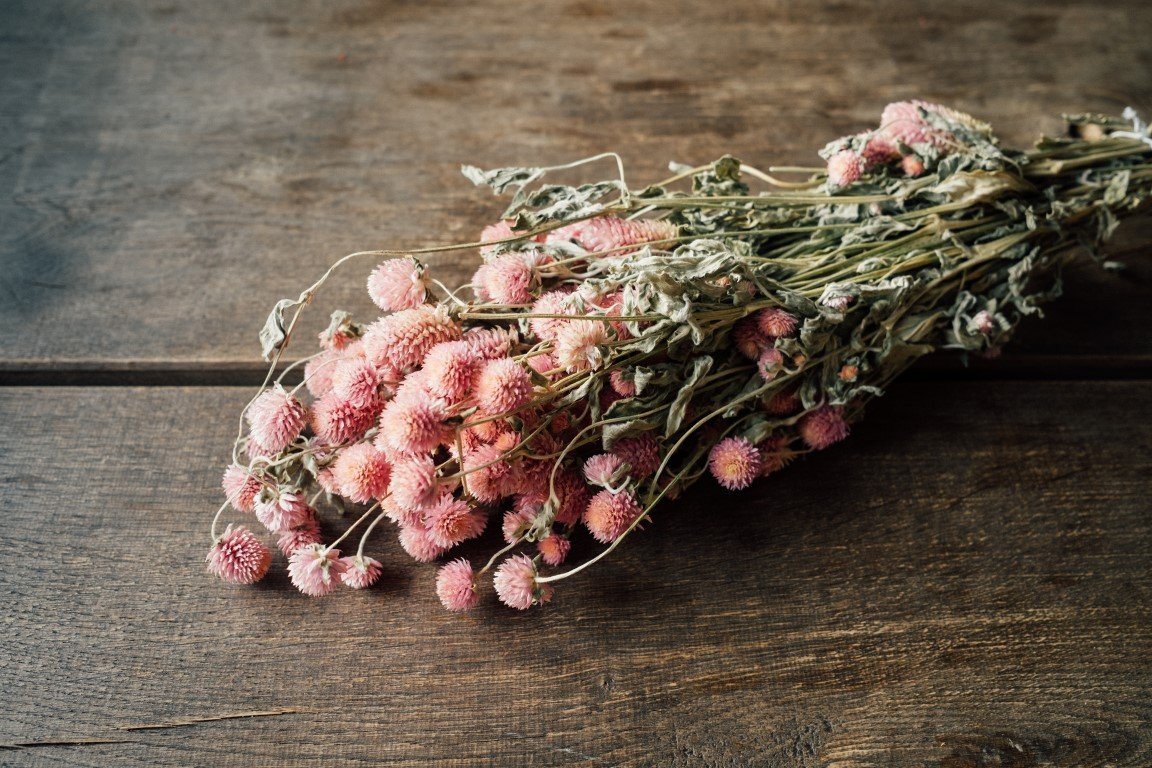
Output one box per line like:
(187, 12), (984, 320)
(2, 2), (1150, 765)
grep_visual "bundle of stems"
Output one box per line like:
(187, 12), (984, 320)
(206, 102), (1151, 610)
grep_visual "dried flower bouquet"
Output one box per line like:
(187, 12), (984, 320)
(206, 103), (1151, 610)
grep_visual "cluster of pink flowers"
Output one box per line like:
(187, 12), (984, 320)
(824, 100), (982, 186)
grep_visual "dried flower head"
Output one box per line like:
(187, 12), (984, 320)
(377, 396), (448, 456)
(475, 357), (532, 415)
(276, 515), (323, 557)
(288, 544), (348, 597)
(332, 442), (391, 504)
(398, 522), (448, 563)
(246, 385), (308, 454)
(493, 554), (553, 610)
(312, 393), (380, 447)
(421, 340), (479, 403)
(254, 490), (314, 534)
(363, 305), (461, 374)
(368, 257), (427, 312)
(330, 357), (384, 409)
(554, 319), (610, 372)
(583, 488), (643, 543)
(827, 150), (864, 188)
(436, 558), (479, 612)
(756, 308), (799, 338)
(583, 453), (626, 487)
(529, 290), (576, 341)
(389, 455), (440, 511)
(611, 434), (661, 478)
(338, 555), (383, 589)
(207, 525), (272, 584)
(798, 405), (851, 450)
(567, 216), (678, 255)
(426, 493), (487, 548)
(537, 534), (571, 567)
(708, 436), (762, 490)
(222, 464), (263, 513)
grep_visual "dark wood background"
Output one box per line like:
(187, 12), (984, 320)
(2, 2), (1150, 766)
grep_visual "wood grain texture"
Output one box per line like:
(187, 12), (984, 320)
(1, 383), (1148, 766)
(2, 0), (1151, 371)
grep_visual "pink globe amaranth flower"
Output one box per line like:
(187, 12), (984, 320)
(479, 220), (542, 255)
(756, 308), (799, 338)
(901, 154), (926, 177)
(332, 442), (392, 504)
(493, 554), (553, 610)
(502, 507), (534, 544)
(304, 348), (342, 398)
(537, 534), (571, 567)
(583, 453), (625, 488)
(609, 368), (637, 397)
(708, 436), (762, 490)
(553, 468), (592, 527)
(878, 100), (957, 150)
(861, 132), (901, 167)
(311, 392), (381, 447)
(798, 405), (851, 450)
(398, 522), (448, 562)
(288, 544), (348, 597)
(528, 290), (575, 341)
(330, 357), (383, 409)
(593, 290), (634, 340)
(463, 327), (518, 361)
(362, 305), (461, 374)
(276, 515), (323, 557)
(733, 316), (769, 360)
(463, 442), (516, 504)
(757, 347), (785, 381)
(338, 555), (383, 589)
(569, 216), (678, 255)
(475, 357), (532, 416)
(254, 491), (314, 534)
(222, 464), (263, 513)
(377, 396), (448, 456)
(471, 262), (495, 301)
(436, 558), (479, 612)
(971, 310), (995, 335)
(554, 319), (610, 373)
(421, 340), (479, 403)
(389, 454), (439, 511)
(611, 434), (661, 478)
(583, 488), (643, 544)
(382, 494), (422, 528)
(481, 252), (539, 305)
(426, 493), (487, 548)
(367, 256), (427, 312)
(757, 435), (796, 477)
(827, 150), (864, 188)
(206, 525), (272, 585)
(246, 385), (308, 454)
(316, 466), (340, 495)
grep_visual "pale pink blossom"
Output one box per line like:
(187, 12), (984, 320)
(222, 464), (263, 513)
(389, 455), (440, 511)
(554, 319), (610, 372)
(332, 442), (392, 503)
(377, 396), (448, 456)
(583, 453), (625, 487)
(479, 220), (542, 255)
(609, 369), (637, 397)
(367, 257), (427, 312)
(798, 405), (850, 450)
(901, 154), (926, 177)
(733, 317), (769, 360)
(583, 488), (643, 543)
(502, 507), (534, 544)
(316, 467), (340, 495)
(756, 308), (798, 338)
(493, 554), (552, 610)
(757, 347), (785, 381)
(398, 522), (448, 562)
(362, 305), (461, 374)
(206, 525), (272, 584)
(421, 341), (480, 403)
(254, 491), (314, 533)
(330, 357), (383, 409)
(480, 252), (538, 305)
(288, 543), (348, 597)
(338, 555), (383, 589)
(475, 358), (532, 415)
(971, 310), (995, 335)
(827, 150), (864, 188)
(382, 494), (422, 528)
(568, 216), (678, 255)
(436, 558), (479, 612)
(537, 534), (571, 567)
(862, 132), (901, 167)
(276, 516), (323, 557)
(528, 290), (575, 341)
(246, 385), (308, 454)
(527, 352), (560, 377)
(464, 442), (516, 504)
(611, 434), (661, 478)
(463, 327), (518, 360)
(879, 100), (958, 150)
(553, 467), (592, 527)
(708, 436), (762, 490)
(426, 493), (487, 548)
(311, 393), (381, 447)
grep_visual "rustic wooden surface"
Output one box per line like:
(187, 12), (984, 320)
(2, 1), (1151, 766)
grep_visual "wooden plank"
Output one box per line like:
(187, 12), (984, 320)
(1, 382), (1148, 766)
(2, 1), (1151, 372)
